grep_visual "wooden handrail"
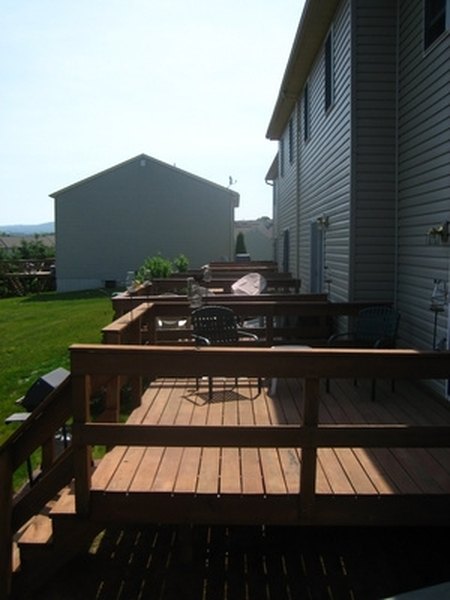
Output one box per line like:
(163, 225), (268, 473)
(71, 345), (447, 380)
(112, 293), (330, 318)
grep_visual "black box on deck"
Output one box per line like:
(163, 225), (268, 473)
(21, 367), (70, 412)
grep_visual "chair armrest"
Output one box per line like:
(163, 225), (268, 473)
(328, 331), (354, 344)
(237, 329), (259, 341)
(192, 334), (211, 345)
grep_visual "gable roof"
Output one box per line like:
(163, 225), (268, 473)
(266, 0), (340, 140)
(50, 153), (240, 207)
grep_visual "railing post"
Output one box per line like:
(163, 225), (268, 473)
(300, 377), (320, 520)
(73, 374), (92, 516)
(147, 306), (157, 343)
(0, 451), (13, 600)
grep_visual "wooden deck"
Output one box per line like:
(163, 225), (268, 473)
(88, 374), (450, 527)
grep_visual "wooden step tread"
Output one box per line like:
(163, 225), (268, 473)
(49, 487), (76, 516)
(17, 514), (52, 545)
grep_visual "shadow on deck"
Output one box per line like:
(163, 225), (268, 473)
(33, 522), (450, 600)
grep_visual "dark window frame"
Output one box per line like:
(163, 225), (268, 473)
(424, 0), (449, 48)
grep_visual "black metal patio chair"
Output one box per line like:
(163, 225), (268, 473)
(326, 305), (401, 400)
(191, 305), (260, 399)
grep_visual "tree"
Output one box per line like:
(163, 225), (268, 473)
(235, 232), (247, 255)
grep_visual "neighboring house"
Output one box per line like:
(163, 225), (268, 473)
(0, 235), (55, 252)
(234, 218), (274, 261)
(266, 0), (450, 364)
(51, 154), (239, 292)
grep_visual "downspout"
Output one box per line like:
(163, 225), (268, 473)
(265, 178), (276, 263)
(394, 0), (400, 308)
(349, 0), (357, 303)
(296, 99), (301, 282)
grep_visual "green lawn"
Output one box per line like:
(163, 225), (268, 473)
(0, 290), (114, 446)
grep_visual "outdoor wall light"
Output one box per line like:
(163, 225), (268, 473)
(427, 221), (449, 244)
(316, 214), (329, 230)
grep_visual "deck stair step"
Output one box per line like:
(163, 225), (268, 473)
(13, 487), (103, 596)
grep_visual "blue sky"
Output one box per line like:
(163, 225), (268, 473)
(0, 1), (304, 225)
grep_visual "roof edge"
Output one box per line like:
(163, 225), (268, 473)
(50, 153), (240, 207)
(266, 0), (340, 140)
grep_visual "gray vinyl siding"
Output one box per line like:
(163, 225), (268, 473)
(54, 156), (237, 292)
(397, 0), (450, 352)
(298, 0), (352, 299)
(352, 0), (397, 302)
(276, 117), (299, 276)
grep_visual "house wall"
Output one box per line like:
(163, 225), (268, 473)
(300, 0), (352, 299)
(275, 125), (298, 276)
(273, 0), (352, 298)
(397, 0), (450, 350)
(352, 0), (397, 302)
(54, 157), (237, 292)
(268, 0), (450, 396)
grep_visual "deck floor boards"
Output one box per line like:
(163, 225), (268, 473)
(90, 375), (450, 526)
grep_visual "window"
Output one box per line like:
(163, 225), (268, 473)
(288, 117), (295, 163)
(303, 83), (310, 141)
(324, 31), (334, 110)
(424, 0), (449, 48)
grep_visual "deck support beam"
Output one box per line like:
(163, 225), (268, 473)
(300, 378), (320, 519)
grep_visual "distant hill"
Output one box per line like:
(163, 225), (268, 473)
(0, 222), (54, 235)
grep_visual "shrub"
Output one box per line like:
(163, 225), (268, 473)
(135, 254), (173, 283)
(173, 254), (189, 273)
(235, 231), (247, 254)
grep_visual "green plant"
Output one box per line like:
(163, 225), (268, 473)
(173, 253), (189, 273)
(235, 231), (247, 254)
(135, 254), (173, 283)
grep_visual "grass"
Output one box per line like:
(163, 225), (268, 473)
(0, 289), (114, 448)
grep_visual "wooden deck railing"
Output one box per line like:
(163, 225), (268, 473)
(69, 344), (450, 519)
(112, 292), (329, 319)
(148, 276), (301, 295)
(2, 341), (450, 597)
(106, 298), (388, 346)
(0, 378), (74, 599)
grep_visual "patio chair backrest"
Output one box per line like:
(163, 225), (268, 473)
(192, 305), (240, 345)
(355, 306), (400, 347)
